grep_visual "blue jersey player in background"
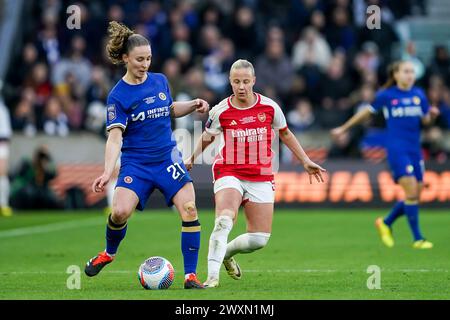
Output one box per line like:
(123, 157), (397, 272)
(84, 22), (209, 289)
(331, 60), (440, 249)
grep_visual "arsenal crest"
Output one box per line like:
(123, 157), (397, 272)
(257, 112), (266, 122)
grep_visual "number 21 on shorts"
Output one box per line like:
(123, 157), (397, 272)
(166, 163), (186, 180)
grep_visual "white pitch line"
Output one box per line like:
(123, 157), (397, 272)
(1, 269), (448, 275)
(0, 217), (104, 238)
(239, 269), (449, 273)
(0, 214), (162, 239)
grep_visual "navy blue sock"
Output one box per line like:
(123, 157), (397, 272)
(384, 201), (404, 226)
(404, 202), (423, 241)
(106, 214), (128, 256)
(181, 220), (201, 275)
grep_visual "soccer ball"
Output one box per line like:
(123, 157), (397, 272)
(138, 256), (175, 290)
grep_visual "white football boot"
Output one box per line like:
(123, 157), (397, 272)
(203, 277), (220, 288)
(223, 257), (242, 280)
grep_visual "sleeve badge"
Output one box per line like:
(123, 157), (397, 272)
(107, 104), (116, 121)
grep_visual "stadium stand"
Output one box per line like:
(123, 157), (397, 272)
(2, 0), (449, 207)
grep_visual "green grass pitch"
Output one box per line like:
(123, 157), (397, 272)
(0, 209), (449, 299)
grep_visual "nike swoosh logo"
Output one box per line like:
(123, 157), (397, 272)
(131, 104), (139, 110)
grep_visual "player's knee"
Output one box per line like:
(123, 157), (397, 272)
(217, 208), (235, 219)
(111, 206), (132, 224)
(405, 195), (419, 202)
(405, 189), (419, 202)
(183, 201), (197, 218)
(247, 232), (271, 250)
(402, 179), (419, 200)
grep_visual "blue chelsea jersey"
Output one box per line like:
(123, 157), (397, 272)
(369, 86), (429, 151)
(106, 72), (177, 164)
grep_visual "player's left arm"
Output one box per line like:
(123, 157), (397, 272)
(271, 100), (326, 183)
(279, 128), (326, 184)
(421, 106), (440, 126)
(170, 99), (209, 118)
(419, 89), (440, 126)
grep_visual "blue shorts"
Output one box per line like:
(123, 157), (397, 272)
(387, 149), (424, 182)
(116, 158), (193, 210)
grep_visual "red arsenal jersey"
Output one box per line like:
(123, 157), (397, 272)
(205, 93), (288, 182)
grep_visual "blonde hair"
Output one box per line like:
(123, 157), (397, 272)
(230, 59), (255, 76)
(106, 21), (149, 65)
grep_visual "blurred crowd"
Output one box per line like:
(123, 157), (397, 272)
(3, 0), (450, 161)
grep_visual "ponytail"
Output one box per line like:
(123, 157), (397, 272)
(106, 21), (149, 65)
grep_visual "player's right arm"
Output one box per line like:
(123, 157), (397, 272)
(93, 128), (123, 193)
(330, 90), (386, 138)
(330, 107), (372, 137)
(103, 128), (122, 178)
(185, 131), (215, 171)
(93, 95), (127, 193)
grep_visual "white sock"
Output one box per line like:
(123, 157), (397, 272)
(224, 232), (271, 259)
(107, 178), (117, 208)
(0, 175), (9, 207)
(207, 215), (233, 279)
(105, 251), (115, 258)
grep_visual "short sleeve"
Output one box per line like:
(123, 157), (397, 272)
(368, 90), (388, 113)
(272, 102), (288, 131)
(205, 106), (222, 135)
(106, 95), (128, 131)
